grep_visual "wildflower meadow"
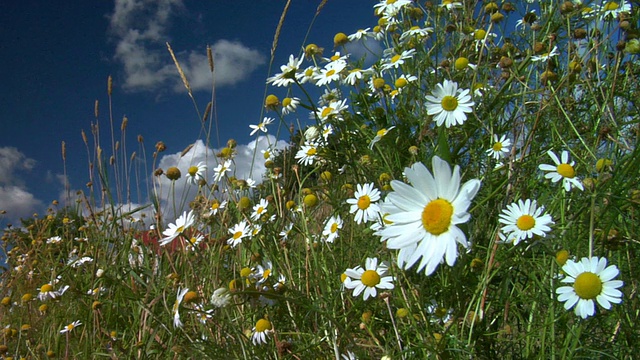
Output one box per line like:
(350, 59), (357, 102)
(1, 1), (639, 359)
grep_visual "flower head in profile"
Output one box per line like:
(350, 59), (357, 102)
(344, 257), (395, 300)
(249, 117), (274, 136)
(38, 284), (70, 301)
(375, 157), (481, 275)
(172, 287), (188, 328)
(347, 183), (381, 224)
(599, 1), (631, 20)
(425, 79), (474, 127)
(159, 210), (195, 246)
(486, 134), (512, 160)
(60, 320), (82, 334)
(210, 287), (231, 308)
(498, 199), (554, 245)
(252, 318), (273, 345)
(531, 45), (559, 62)
(267, 54), (303, 87)
(282, 97), (300, 115)
(186, 162), (207, 185)
(556, 257), (623, 319)
(369, 126), (396, 149)
(539, 150), (584, 191)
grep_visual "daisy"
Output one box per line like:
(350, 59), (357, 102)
(186, 162), (207, 185)
(369, 126), (396, 149)
(344, 257), (395, 300)
(346, 183), (381, 224)
(249, 117), (274, 136)
(227, 220), (250, 247)
(599, 1), (631, 20)
(254, 261), (273, 284)
(60, 320), (82, 334)
(159, 210), (195, 246)
(322, 215), (343, 243)
(314, 61), (346, 86)
(206, 199), (227, 217)
(252, 318), (273, 345)
(381, 49), (416, 71)
(46, 236), (62, 244)
(193, 303), (214, 324)
(295, 142), (320, 166)
(374, 0), (412, 16)
(343, 68), (365, 86)
(531, 46), (559, 62)
(375, 157), (481, 275)
(399, 25), (433, 42)
(314, 99), (349, 122)
(440, 0), (463, 11)
(266, 54), (303, 87)
(212, 160), (232, 182)
(299, 66), (319, 84)
(486, 134), (512, 160)
(172, 288), (188, 328)
(425, 79), (474, 128)
(251, 198), (270, 221)
(185, 234), (204, 251)
(348, 28), (371, 41)
(539, 150), (584, 191)
(498, 199), (554, 245)
(281, 97), (300, 115)
(556, 257), (624, 319)
(38, 284), (69, 301)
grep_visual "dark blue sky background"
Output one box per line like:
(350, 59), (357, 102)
(0, 0), (377, 226)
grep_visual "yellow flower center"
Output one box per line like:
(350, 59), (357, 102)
(516, 215), (535, 231)
(211, 202), (220, 210)
(306, 148), (317, 156)
(66, 324), (75, 331)
(455, 57), (469, 70)
(377, 129), (388, 137)
(305, 68), (314, 77)
(240, 267), (252, 277)
(233, 231), (243, 240)
(189, 237), (198, 244)
(257, 206), (265, 214)
(492, 142), (503, 151)
(255, 318), (272, 332)
(395, 78), (408, 88)
(441, 95), (459, 111)
(361, 269), (381, 287)
(176, 225), (185, 234)
(557, 163), (576, 178)
(391, 54), (401, 63)
(41, 284), (54, 293)
(331, 223), (339, 233)
(326, 69), (336, 77)
(573, 272), (603, 300)
(188, 166), (198, 177)
(474, 29), (487, 40)
(357, 195), (371, 210)
(443, 0), (452, 5)
(387, 0), (397, 4)
(422, 199), (454, 235)
(282, 98), (291, 107)
(604, 2), (619, 11)
(321, 107), (334, 118)
(263, 269), (271, 279)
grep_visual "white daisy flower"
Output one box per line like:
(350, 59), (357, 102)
(172, 288), (188, 328)
(374, 0), (412, 16)
(60, 320), (82, 334)
(425, 79), (474, 128)
(375, 157), (481, 275)
(381, 49), (416, 71)
(314, 99), (349, 122)
(599, 1), (631, 20)
(486, 134), (512, 160)
(400, 25), (433, 42)
(212, 160), (232, 182)
(556, 257), (623, 319)
(251, 318), (273, 345)
(531, 46), (559, 62)
(186, 161), (207, 185)
(440, 0), (463, 11)
(314, 61), (346, 86)
(227, 220), (250, 247)
(498, 199), (554, 245)
(266, 54), (303, 87)
(343, 68), (365, 86)
(538, 150), (584, 191)
(348, 28), (371, 41)
(249, 117), (274, 136)
(38, 284), (70, 301)
(210, 287), (231, 308)
(369, 126), (396, 149)
(344, 257), (395, 300)
(295, 142), (320, 166)
(346, 183), (381, 224)
(251, 198), (270, 221)
(206, 199), (227, 217)
(322, 215), (343, 243)
(185, 234), (204, 251)
(159, 210), (195, 246)
(254, 260), (273, 284)
(282, 97), (300, 115)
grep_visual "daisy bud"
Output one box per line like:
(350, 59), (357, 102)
(165, 167), (181, 181)
(333, 32), (348, 47)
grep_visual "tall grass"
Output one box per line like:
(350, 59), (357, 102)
(1, 1), (639, 359)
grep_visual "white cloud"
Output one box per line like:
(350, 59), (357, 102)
(108, 0), (264, 92)
(0, 147), (44, 226)
(154, 136), (287, 219)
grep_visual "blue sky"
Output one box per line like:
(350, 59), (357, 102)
(0, 0), (377, 226)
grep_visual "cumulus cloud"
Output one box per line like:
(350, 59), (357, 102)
(154, 136), (287, 219)
(108, 0), (264, 92)
(0, 147), (43, 226)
